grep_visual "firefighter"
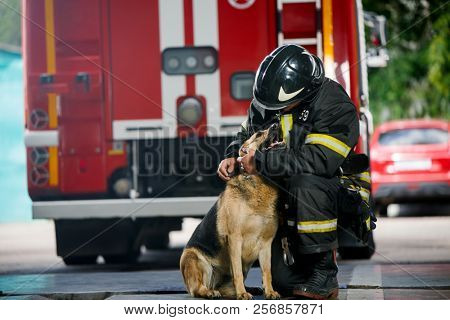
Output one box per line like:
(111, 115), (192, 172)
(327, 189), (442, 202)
(218, 45), (360, 299)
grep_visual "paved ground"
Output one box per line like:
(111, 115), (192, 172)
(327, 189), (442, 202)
(1, 205), (450, 300)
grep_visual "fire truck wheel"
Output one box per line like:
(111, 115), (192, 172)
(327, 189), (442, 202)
(145, 233), (170, 250)
(103, 253), (139, 264)
(55, 219), (137, 265)
(63, 255), (98, 265)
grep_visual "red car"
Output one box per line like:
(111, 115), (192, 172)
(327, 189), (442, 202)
(370, 119), (450, 215)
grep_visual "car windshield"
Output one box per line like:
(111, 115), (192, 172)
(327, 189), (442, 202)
(379, 128), (448, 146)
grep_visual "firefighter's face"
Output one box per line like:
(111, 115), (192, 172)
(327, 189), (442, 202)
(282, 100), (301, 112)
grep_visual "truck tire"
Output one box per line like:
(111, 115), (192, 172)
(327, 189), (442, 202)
(135, 217), (182, 250)
(55, 219), (138, 265)
(63, 255), (97, 265)
(144, 232), (170, 250)
(103, 251), (140, 264)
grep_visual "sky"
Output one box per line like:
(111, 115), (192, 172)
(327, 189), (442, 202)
(0, 50), (32, 222)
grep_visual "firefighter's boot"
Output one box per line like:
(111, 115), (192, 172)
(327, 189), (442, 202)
(292, 250), (339, 299)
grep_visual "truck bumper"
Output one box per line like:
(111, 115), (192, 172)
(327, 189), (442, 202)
(373, 182), (450, 203)
(33, 196), (218, 219)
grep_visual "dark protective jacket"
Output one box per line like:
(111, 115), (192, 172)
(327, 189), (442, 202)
(224, 78), (360, 178)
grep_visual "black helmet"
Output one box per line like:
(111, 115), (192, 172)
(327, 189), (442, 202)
(253, 45), (325, 110)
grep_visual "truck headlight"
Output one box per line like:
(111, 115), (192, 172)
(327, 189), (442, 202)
(177, 97), (203, 127)
(203, 55), (215, 68)
(185, 56), (198, 69)
(162, 46), (217, 75)
(167, 57), (180, 71)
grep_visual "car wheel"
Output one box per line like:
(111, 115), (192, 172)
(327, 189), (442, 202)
(63, 255), (98, 265)
(103, 251), (140, 264)
(375, 204), (387, 217)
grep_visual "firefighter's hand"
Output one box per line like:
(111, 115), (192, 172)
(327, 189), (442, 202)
(237, 148), (257, 175)
(217, 157), (238, 181)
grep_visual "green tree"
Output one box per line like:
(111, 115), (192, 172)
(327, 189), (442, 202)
(363, 0), (449, 124)
(0, 0), (21, 47)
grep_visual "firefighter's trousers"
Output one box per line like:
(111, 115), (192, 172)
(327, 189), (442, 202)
(271, 173), (341, 290)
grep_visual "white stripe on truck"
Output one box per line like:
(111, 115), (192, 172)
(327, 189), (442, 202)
(159, 0), (186, 138)
(33, 196), (218, 219)
(193, 0), (223, 136)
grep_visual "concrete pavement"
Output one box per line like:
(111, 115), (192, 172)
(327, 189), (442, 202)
(1, 214), (450, 300)
(1, 263), (449, 300)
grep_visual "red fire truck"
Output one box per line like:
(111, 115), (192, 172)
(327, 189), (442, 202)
(23, 0), (386, 264)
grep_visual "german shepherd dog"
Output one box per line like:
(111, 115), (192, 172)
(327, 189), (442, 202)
(180, 123), (283, 299)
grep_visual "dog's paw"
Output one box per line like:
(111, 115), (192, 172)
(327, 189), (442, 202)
(206, 290), (222, 299)
(265, 290), (281, 300)
(237, 292), (253, 300)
